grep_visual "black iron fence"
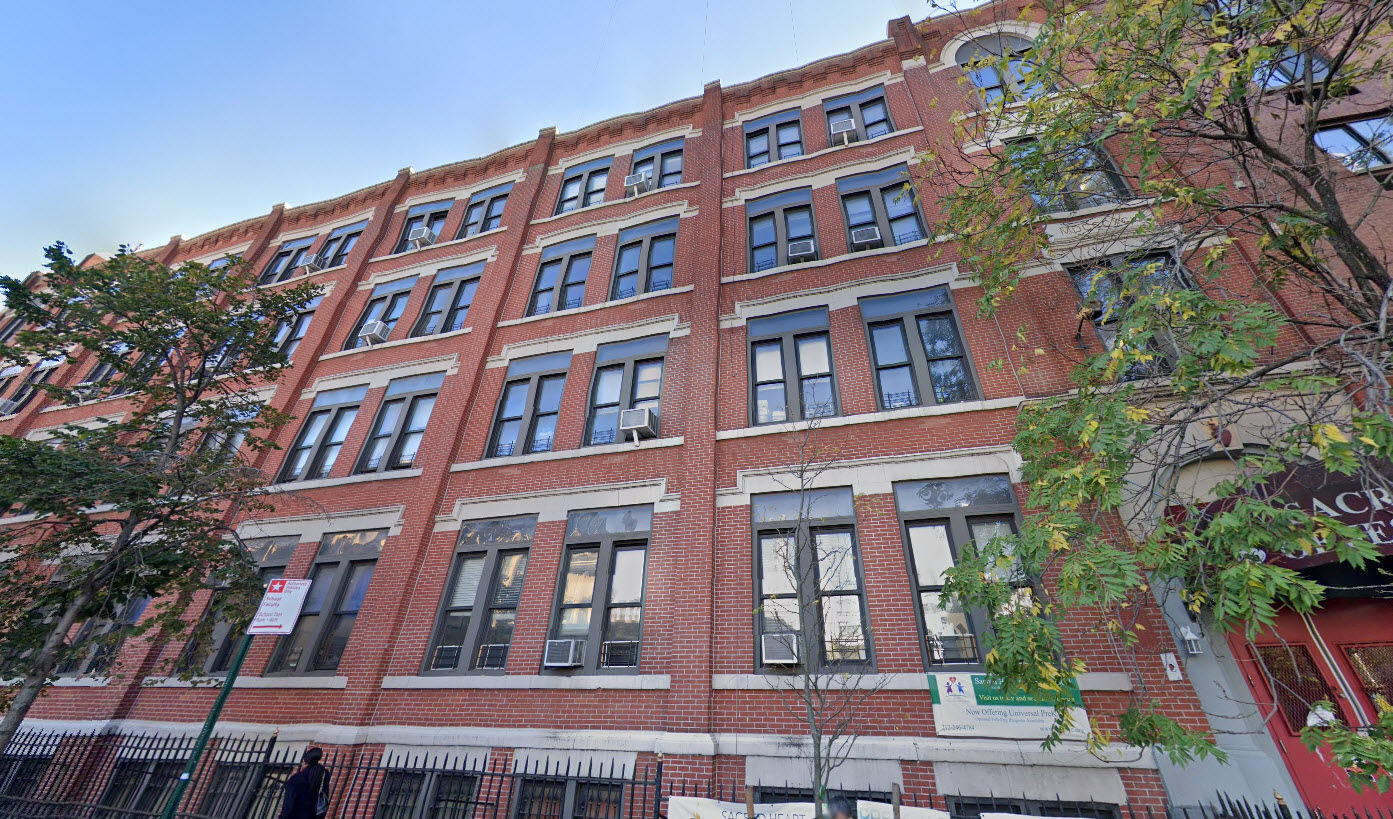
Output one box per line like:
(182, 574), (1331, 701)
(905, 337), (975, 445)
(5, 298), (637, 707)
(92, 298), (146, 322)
(0, 729), (1384, 819)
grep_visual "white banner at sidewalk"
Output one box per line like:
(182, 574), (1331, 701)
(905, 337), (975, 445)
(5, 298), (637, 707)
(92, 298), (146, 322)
(667, 797), (816, 819)
(857, 801), (949, 819)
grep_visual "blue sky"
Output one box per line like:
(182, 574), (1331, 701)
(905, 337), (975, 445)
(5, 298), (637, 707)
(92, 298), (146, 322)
(0, 0), (943, 277)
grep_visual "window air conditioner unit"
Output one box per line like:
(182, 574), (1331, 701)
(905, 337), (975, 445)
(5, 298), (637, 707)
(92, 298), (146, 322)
(357, 320), (391, 345)
(786, 239), (817, 260)
(624, 172), (653, 196)
(829, 119), (857, 145)
(850, 226), (882, 249)
(0, 398), (21, 416)
(543, 638), (586, 668)
(618, 407), (659, 440)
(601, 640), (640, 668)
(406, 226), (437, 250)
(296, 255), (324, 273)
(476, 643), (509, 670)
(762, 633), (800, 665)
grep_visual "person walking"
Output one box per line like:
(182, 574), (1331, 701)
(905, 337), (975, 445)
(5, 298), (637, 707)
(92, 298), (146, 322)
(278, 747), (331, 819)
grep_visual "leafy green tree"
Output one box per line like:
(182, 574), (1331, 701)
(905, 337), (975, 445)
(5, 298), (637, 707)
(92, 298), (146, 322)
(0, 244), (319, 752)
(922, 0), (1393, 790)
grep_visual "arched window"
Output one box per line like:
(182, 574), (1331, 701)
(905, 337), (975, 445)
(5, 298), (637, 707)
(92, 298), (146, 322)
(956, 34), (1049, 103)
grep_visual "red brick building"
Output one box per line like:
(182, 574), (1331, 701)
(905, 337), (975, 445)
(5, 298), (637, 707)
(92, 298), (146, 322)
(1, 3), (1387, 816)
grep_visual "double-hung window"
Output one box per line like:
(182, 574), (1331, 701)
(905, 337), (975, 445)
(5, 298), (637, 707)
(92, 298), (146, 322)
(267, 529), (382, 674)
(412, 262), (483, 337)
(394, 200), (454, 254)
(824, 86), (894, 144)
(748, 308), (837, 425)
(273, 295), (323, 359)
(1070, 252), (1188, 380)
(747, 188), (817, 272)
(317, 219), (368, 269)
(426, 516), (535, 672)
(956, 36), (1049, 103)
(611, 218), (677, 300)
(745, 110), (804, 167)
(630, 138), (684, 190)
(555, 158), (611, 214)
(1314, 116), (1393, 174)
(355, 372), (442, 473)
(753, 488), (870, 669)
(258, 237), (316, 285)
(278, 384), (365, 482)
(528, 237), (593, 316)
(191, 536), (296, 675)
(549, 506), (652, 671)
(488, 352), (569, 457)
(586, 335), (667, 445)
(1008, 140), (1129, 212)
(457, 182), (512, 238)
(838, 164), (924, 249)
(895, 474), (1027, 668)
(346, 276), (418, 349)
(55, 596), (150, 676)
(860, 287), (976, 409)
(1, 356), (62, 415)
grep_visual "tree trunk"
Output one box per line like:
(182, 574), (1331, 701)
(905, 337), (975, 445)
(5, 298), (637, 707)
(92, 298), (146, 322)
(0, 586), (93, 753)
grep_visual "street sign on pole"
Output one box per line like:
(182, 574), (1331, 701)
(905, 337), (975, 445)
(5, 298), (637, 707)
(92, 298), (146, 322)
(248, 578), (312, 635)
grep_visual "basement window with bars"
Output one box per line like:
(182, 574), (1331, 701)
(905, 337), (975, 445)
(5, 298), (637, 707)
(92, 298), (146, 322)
(97, 759), (185, 816)
(610, 217), (676, 300)
(514, 776), (625, 819)
(426, 516), (535, 673)
(748, 307), (837, 425)
(457, 182), (512, 238)
(196, 759), (294, 819)
(838, 164), (924, 250)
(556, 157), (612, 215)
(355, 372), (443, 473)
(267, 529), (384, 675)
(860, 286), (976, 410)
(745, 109), (804, 168)
(488, 352), (570, 458)
(375, 769), (481, 819)
(277, 384), (366, 482)
(546, 506), (652, 673)
(586, 334), (667, 446)
(947, 797), (1119, 819)
(529, 237), (594, 317)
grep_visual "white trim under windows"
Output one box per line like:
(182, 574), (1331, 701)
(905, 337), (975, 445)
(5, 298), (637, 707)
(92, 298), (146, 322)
(394, 200), (454, 254)
(586, 335), (666, 446)
(610, 218), (676, 300)
(266, 529), (383, 675)
(426, 516), (535, 673)
(259, 237), (316, 285)
(457, 183), (512, 239)
(277, 384), (366, 482)
(747, 188), (818, 273)
(956, 35), (1049, 104)
(860, 287), (976, 410)
(630, 138), (684, 191)
(547, 506), (652, 673)
(748, 307), (837, 425)
(838, 164), (924, 250)
(317, 219), (368, 270)
(555, 158), (611, 215)
(488, 352), (570, 458)
(528, 237), (593, 317)
(355, 372), (443, 474)
(744, 110), (804, 168)
(753, 487), (871, 671)
(824, 85), (894, 145)
(273, 295), (323, 359)
(346, 276), (418, 349)
(412, 262), (483, 337)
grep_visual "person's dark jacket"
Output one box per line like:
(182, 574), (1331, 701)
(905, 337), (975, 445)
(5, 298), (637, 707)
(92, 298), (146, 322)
(278, 763), (329, 819)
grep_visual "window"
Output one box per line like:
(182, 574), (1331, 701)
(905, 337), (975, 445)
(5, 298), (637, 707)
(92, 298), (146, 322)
(824, 85), (894, 144)
(956, 35), (1049, 103)
(346, 276), (418, 349)
(197, 759), (293, 819)
(1009, 140), (1129, 212)
(0, 356), (61, 415)
(894, 474), (1026, 668)
(555, 159), (611, 214)
(273, 295), (324, 358)
(630, 138), (684, 190)
(267, 529), (383, 674)
(528, 237), (594, 316)
(188, 536), (296, 676)
(1253, 643), (1345, 733)
(97, 759), (184, 817)
(1315, 115), (1393, 173)
(0, 754), (52, 799)
(318, 219), (368, 269)
(426, 516), (535, 672)
(860, 287), (976, 409)
(355, 372), (443, 473)
(549, 506), (652, 672)
(457, 182), (512, 239)
(488, 352), (570, 457)
(745, 110), (804, 167)
(1070, 253), (1188, 380)
(586, 335), (667, 446)
(1260, 46), (1332, 89)
(838, 164), (924, 249)
(748, 308), (837, 425)
(394, 200), (454, 254)
(753, 488), (870, 669)
(278, 384), (365, 482)
(0, 316), (25, 346)
(514, 776), (624, 819)
(258, 237), (316, 285)
(374, 769), (480, 819)
(747, 188), (817, 272)
(947, 797), (1118, 819)
(411, 263), (482, 337)
(55, 596), (150, 677)
(610, 218), (677, 300)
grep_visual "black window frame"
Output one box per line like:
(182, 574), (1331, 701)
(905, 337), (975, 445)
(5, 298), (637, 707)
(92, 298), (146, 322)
(609, 218), (678, 301)
(837, 164), (926, 250)
(512, 775), (624, 819)
(374, 768), (481, 819)
(824, 86), (895, 144)
(277, 384), (366, 483)
(487, 353), (571, 458)
(457, 183), (513, 239)
(752, 487), (873, 672)
(956, 35), (1051, 104)
(747, 188), (818, 273)
(188, 535), (297, 676)
(555, 159), (612, 215)
(266, 529), (384, 676)
(1069, 251), (1189, 381)
(545, 505), (653, 674)
(354, 372), (443, 474)
(345, 277), (418, 350)
(1314, 114), (1393, 177)
(528, 238), (594, 317)
(744, 110), (804, 168)
(273, 295), (323, 359)
(630, 138), (685, 191)
(747, 308), (838, 426)
(54, 595), (150, 677)
(317, 219), (369, 270)
(394, 200), (454, 254)
(585, 335), (668, 447)
(2, 357), (61, 415)
(97, 758), (185, 816)
(947, 797), (1119, 819)
(411, 263), (483, 338)
(859, 286), (978, 411)
(1008, 139), (1131, 212)
(424, 516), (536, 675)
(258, 237), (317, 285)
